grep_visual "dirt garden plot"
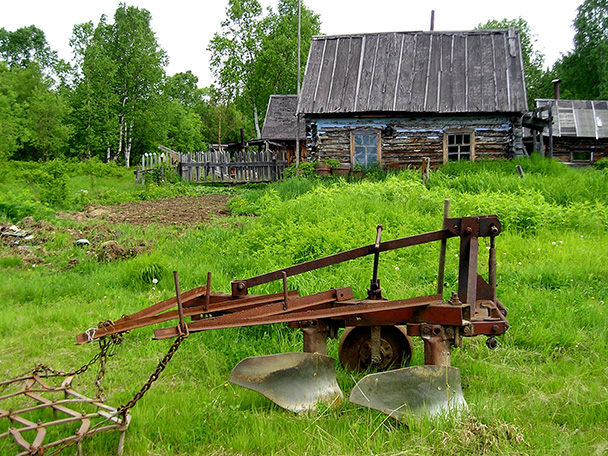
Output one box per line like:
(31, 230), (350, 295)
(1, 194), (233, 266)
(66, 194), (232, 226)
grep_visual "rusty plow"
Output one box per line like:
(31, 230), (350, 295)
(75, 201), (509, 421)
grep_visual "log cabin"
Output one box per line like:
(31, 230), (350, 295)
(297, 29), (529, 169)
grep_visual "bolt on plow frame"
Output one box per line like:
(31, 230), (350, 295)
(76, 201), (508, 422)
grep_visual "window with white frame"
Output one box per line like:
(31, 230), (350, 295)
(351, 130), (380, 168)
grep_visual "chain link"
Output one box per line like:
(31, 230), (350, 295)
(116, 334), (186, 417)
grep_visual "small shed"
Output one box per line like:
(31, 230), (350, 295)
(298, 29), (529, 169)
(261, 94), (306, 163)
(534, 98), (608, 165)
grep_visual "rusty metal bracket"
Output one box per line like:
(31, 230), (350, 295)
(368, 225), (384, 300)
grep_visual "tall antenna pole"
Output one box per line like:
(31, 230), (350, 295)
(295, 0), (302, 167)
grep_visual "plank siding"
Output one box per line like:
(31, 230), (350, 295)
(394, 34), (417, 111)
(450, 34), (467, 112)
(341, 38), (362, 111)
(328, 38), (352, 113)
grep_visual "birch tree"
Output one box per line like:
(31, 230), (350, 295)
(70, 4), (167, 166)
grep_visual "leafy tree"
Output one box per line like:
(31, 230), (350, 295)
(0, 25), (57, 70)
(165, 71), (202, 109)
(209, 0), (320, 138)
(553, 0), (608, 99)
(26, 86), (73, 161)
(68, 21), (119, 160)
(0, 62), (19, 159)
(477, 18), (549, 107)
(209, 0), (265, 137)
(0, 60), (72, 161)
(198, 88), (251, 147)
(69, 4), (167, 166)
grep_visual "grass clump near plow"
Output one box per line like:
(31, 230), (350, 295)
(1, 156), (607, 455)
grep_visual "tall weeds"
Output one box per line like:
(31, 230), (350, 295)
(1, 157), (607, 455)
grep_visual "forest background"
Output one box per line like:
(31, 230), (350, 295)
(2, 0), (608, 168)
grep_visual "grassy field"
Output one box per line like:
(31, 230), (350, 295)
(1, 156), (607, 455)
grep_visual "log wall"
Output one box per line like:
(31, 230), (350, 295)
(306, 116), (519, 168)
(548, 137), (608, 165)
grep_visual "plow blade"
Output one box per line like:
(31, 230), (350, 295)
(349, 366), (467, 421)
(229, 353), (343, 413)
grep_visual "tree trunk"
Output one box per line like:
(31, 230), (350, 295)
(253, 102), (261, 139)
(218, 105), (223, 152)
(118, 115), (124, 162)
(125, 120), (133, 168)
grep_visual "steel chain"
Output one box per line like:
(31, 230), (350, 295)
(116, 334), (186, 417)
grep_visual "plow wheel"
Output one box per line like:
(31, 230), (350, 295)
(339, 325), (413, 372)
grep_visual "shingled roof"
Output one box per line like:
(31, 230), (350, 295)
(261, 95), (306, 141)
(299, 29), (528, 115)
(536, 99), (608, 139)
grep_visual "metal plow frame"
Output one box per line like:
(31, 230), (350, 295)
(0, 374), (129, 456)
(72, 206), (509, 421)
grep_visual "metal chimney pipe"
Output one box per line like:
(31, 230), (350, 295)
(430, 10), (435, 31)
(552, 79), (561, 100)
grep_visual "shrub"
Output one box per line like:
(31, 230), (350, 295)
(37, 160), (69, 207)
(593, 157), (608, 170)
(283, 162), (316, 178)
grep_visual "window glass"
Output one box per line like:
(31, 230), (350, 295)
(572, 150), (592, 161)
(446, 132), (472, 162)
(353, 133), (378, 167)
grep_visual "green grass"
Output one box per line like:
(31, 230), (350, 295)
(1, 157), (608, 455)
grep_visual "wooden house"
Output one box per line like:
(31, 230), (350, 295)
(260, 94), (306, 163)
(533, 98), (608, 165)
(298, 29), (529, 169)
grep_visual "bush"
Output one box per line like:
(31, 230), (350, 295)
(593, 157), (608, 170)
(37, 160), (69, 207)
(283, 162), (316, 178)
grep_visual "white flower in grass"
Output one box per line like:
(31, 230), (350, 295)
(552, 241), (556, 245)
(395, 266), (400, 271)
(518, 262), (522, 266)
(152, 278), (158, 284)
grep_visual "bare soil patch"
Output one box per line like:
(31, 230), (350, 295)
(66, 194), (232, 226)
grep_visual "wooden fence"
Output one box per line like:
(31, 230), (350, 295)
(135, 148), (288, 184)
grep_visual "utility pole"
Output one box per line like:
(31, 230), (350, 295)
(295, 0), (301, 167)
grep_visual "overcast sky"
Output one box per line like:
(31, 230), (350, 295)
(2, 0), (581, 87)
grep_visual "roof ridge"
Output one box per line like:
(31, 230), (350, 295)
(312, 29), (515, 41)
